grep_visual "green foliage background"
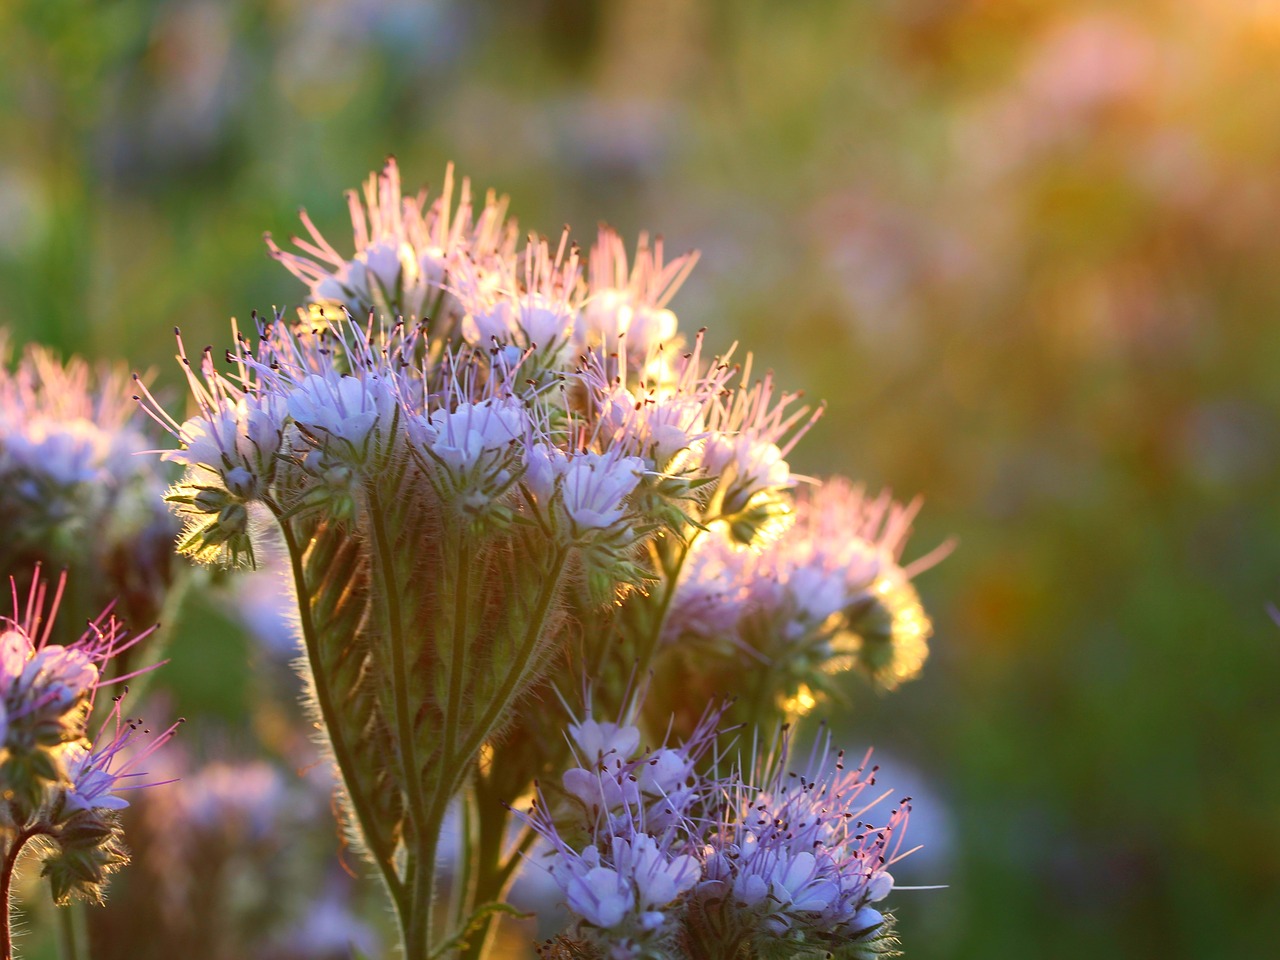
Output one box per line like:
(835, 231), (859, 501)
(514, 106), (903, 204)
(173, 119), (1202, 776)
(3, 1), (1278, 956)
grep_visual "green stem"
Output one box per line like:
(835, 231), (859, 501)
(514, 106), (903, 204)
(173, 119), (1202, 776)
(457, 801), (537, 960)
(365, 486), (432, 957)
(451, 785), (480, 936)
(635, 532), (698, 676)
(275, 518), (407, 929)
(53, 891), (89, 960)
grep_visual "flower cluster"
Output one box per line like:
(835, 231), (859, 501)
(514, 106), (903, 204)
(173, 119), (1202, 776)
(0, 337), (181, 655)
(0, 570), (177, 908)
(522, 709), (909, 960)
(155, 160), (817, 567)
(655, 479), (942, 734)
(140, 160), (937, 960)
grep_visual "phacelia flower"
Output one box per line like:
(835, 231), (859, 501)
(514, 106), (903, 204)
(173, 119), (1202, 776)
(140, 160), (943, 960)
(524, 707), (920, 960)
(694, 733), (912, 956)
(0, 569), (177, 910)
(516, 701), (726, 958)
(268, 160), (516, 326)
(576, 227), (699, 366)
(1, 336), (180, 651)
(660, 479), (943, 733)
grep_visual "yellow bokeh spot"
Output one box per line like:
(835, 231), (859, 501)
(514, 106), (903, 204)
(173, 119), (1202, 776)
(781, 683), (818, 718)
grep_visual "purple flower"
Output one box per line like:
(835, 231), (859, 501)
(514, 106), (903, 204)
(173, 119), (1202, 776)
(707, 734), (911, 944)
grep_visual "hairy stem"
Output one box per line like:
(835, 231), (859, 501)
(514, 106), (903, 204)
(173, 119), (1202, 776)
(442, 538), (472, 800)
(365, 486), (432, 957)
(636, 532), (697, 676)
(426, 545), (570, 958)
(275, 517), (407, 932)
(455, 547), (568, 771)
(1, 830), (36, 960)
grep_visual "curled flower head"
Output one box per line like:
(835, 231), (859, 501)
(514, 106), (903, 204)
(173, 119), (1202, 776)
(661, 479), (942, 732)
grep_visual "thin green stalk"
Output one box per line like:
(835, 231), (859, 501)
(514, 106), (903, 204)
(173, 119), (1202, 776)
(458, 824), (532, 960)
(450, 785), (480, 936)
(635, 532), (698, 675)
(456, 753), (544, 960)
(53, 890), (88, 960)
(274, 517), (407, 927)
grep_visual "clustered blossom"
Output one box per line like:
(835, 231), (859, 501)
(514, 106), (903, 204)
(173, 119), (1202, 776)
(515, 703), (724, 958)
(267, 162), (514, 324)
(697, 735), (911, 956)
(0, 338), (179, 647)
(139, 160), (940, 960)
(521, 711), (910, 960)
(143, 159), (824, 578)
(0, 570), (177, 906)
(665, 478), (942, 722)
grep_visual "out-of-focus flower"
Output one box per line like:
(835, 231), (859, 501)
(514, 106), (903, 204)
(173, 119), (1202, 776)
(0, 337), (181, 654)
(658, 479), (943, 734)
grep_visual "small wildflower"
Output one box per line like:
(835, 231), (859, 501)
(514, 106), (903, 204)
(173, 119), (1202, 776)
(521, 704), (919, 960)
(576, 227), (698, 364)
(0, 569), (176, 924)
(515, 702), (725, 958)
(268, 159), (516, 327)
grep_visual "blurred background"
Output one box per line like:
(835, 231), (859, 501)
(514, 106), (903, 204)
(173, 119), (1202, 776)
(2, 0), (1279, 957)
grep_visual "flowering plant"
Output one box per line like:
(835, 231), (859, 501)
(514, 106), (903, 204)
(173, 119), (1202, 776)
(141, 160), (940, 959)
(0, 571), (178, 959)
(0, 342), (182, 670)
